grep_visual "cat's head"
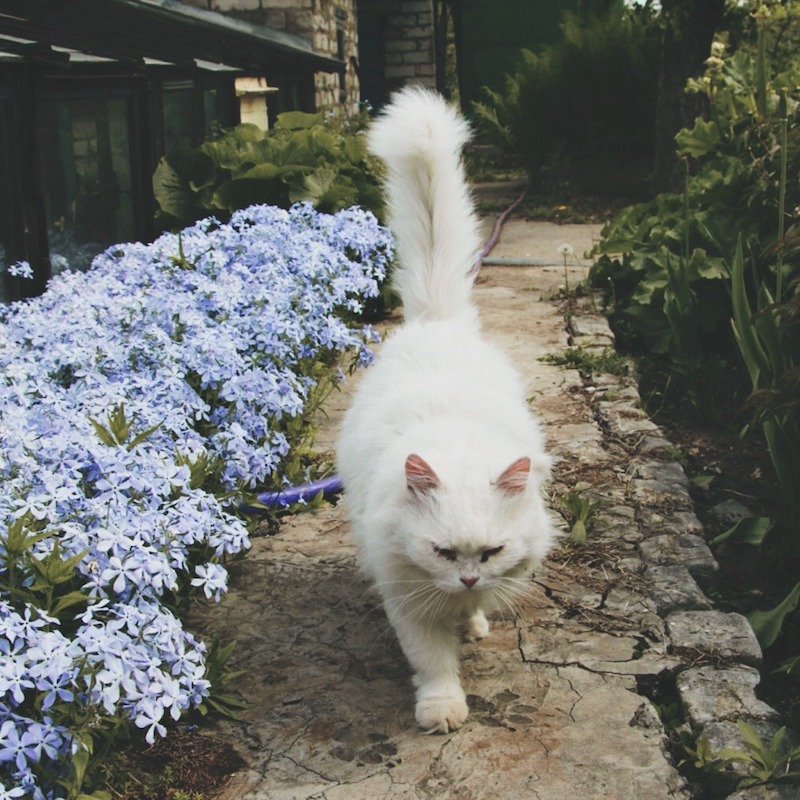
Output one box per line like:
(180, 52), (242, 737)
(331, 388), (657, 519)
(395, 452), (552, 596)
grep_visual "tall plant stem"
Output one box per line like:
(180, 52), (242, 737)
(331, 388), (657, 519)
(756, 14), (767, 118)
(777, 89), (788, 303)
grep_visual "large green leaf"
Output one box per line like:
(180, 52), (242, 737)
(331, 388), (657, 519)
(212, 179), (278, 213)
(676, 117), (722, 158)
(710, 516), (773, 547)
(152, 157), (194, 225)
(747, 582), (800, 649)
(275, 110), (323, 131)
(238, 162), (308, 181)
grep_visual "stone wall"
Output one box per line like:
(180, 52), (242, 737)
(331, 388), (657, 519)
(181, 0), (359, 115)
(383, 0), (436, 92)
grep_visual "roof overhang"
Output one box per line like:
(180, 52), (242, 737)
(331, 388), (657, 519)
(0, 0), (343, 74)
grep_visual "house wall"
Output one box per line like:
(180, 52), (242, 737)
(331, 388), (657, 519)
(383, 0), (436, 92)
(182, 0), (360, 115)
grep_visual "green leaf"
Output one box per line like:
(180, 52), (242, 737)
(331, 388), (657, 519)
(53, 590), (90, 615)
(690, 475), (714, 491)
(275, 110), (323, 130)
(731, 236), (768, 386)
(212, 179), (275, 213)
(747, 581), (800, 649)
(152, 157), (194, 225)
(711, 516), (773, 547)
(570, 519), (587, 544)
(127, 421), (163, 451)
(89, 417), (118, 447)
(676, 117), (721, 158)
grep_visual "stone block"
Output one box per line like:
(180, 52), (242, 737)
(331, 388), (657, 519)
(631, 459), (689, 487)
(630, 478), (693, 510)
(640, 509), (705, 539)
(385, 65), (417, 79)
(599, 404), (661, 438)
(645, 564), (712, 614)
(699, 718), (785, 799)
(569, 314), (615, 342)
(667, 611), (762, 667)
(677, 665), (779, 728)
(703, 717), (785, 758)
(402, 50), (433, 64)
(725, 782), (800, 800)
(708, 499), (753, 529)
(636, 434), (677, 457)
(639, 533), (718, 578)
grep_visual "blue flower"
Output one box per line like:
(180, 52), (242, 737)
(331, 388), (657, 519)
(0, 720), (39, 771)
(6, 262), (33, 280)
(190, 563), (228, 601)
(0, 201), (393, 795)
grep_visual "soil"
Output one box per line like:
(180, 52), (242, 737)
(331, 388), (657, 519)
(110, 728), (246, 800)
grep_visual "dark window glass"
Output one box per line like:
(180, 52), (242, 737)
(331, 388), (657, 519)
(203, 88), (219, 138)
(0, 102), (10, 300)
(38, 95), (134, 272)
(163, 81), (196, 159)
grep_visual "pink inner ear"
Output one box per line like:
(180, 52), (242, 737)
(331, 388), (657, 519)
(405, 454), (440, 493)
(496, 457), (531, 494)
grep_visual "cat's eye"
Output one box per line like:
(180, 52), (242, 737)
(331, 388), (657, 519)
(480, 546), (504, 563)
(434, 546), (457, 561)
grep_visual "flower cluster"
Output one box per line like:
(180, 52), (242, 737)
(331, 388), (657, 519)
(0, 203), (391, 797)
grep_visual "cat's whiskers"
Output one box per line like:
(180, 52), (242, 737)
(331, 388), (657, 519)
(488, 575), (534, 620)
(393, 579), (467, 635)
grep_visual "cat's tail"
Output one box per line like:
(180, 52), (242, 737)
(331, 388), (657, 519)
(367, 86), (481, 323)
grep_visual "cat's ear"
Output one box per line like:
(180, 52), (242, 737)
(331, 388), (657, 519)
(495, 457), (531, 495)
(405, 454), (440, 494)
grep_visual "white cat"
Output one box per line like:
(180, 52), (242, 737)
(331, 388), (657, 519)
(336, 87), (554, 734)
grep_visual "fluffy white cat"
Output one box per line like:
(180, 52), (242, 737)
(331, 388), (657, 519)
(336, 87), (554, 734)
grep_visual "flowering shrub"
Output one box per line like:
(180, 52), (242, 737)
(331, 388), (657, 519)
(0, 203), (391, 798)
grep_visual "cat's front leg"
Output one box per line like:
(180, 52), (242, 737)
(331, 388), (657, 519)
(387, 604), (468, 734)
(465, 609), (490, 642)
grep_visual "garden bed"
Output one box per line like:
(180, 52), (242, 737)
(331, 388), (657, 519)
(0, 203), (391, 798)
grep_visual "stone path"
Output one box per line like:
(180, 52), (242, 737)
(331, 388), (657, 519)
(191, 213), (785, 800)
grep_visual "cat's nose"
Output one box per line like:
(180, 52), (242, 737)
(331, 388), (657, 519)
(460, 576), (479, 589)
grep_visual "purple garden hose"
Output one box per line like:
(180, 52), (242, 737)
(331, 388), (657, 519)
(241, 188), (526, 513)
(472, 186), (528, 274)
(240, 474), (343, 514)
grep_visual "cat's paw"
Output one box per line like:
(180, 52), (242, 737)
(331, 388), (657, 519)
(415, 687), (469, 734)
(465, 610), (490, 642)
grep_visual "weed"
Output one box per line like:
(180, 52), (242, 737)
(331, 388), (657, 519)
(541, 346), (630, 378)
(682, 721), (800, 790)
(559, 491), (603, 544)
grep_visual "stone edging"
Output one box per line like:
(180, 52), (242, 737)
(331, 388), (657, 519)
(567, 292), (790, 800)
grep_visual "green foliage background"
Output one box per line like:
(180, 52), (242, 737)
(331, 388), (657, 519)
(472, 1), (660, 180)
(153, 108), (384, 230)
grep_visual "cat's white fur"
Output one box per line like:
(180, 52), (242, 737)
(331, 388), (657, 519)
(337, 86), (554, 734)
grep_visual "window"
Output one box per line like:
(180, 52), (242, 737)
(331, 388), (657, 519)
(38, 94), (134, 272)
(0, 100), (11, 300)
(163, 80), (196, 158)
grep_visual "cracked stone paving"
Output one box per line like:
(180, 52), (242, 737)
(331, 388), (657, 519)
(189, 215), (774, 800)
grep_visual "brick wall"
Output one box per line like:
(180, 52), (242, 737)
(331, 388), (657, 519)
(181, 0), (359, 115)
(383, 0), (436, 92)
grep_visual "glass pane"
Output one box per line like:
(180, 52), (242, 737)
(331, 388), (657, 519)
(203, 88), (219, 138)
(38, 95), (134, 273)
(0, 105), (10, 301)
(163, 82), (195, 159)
